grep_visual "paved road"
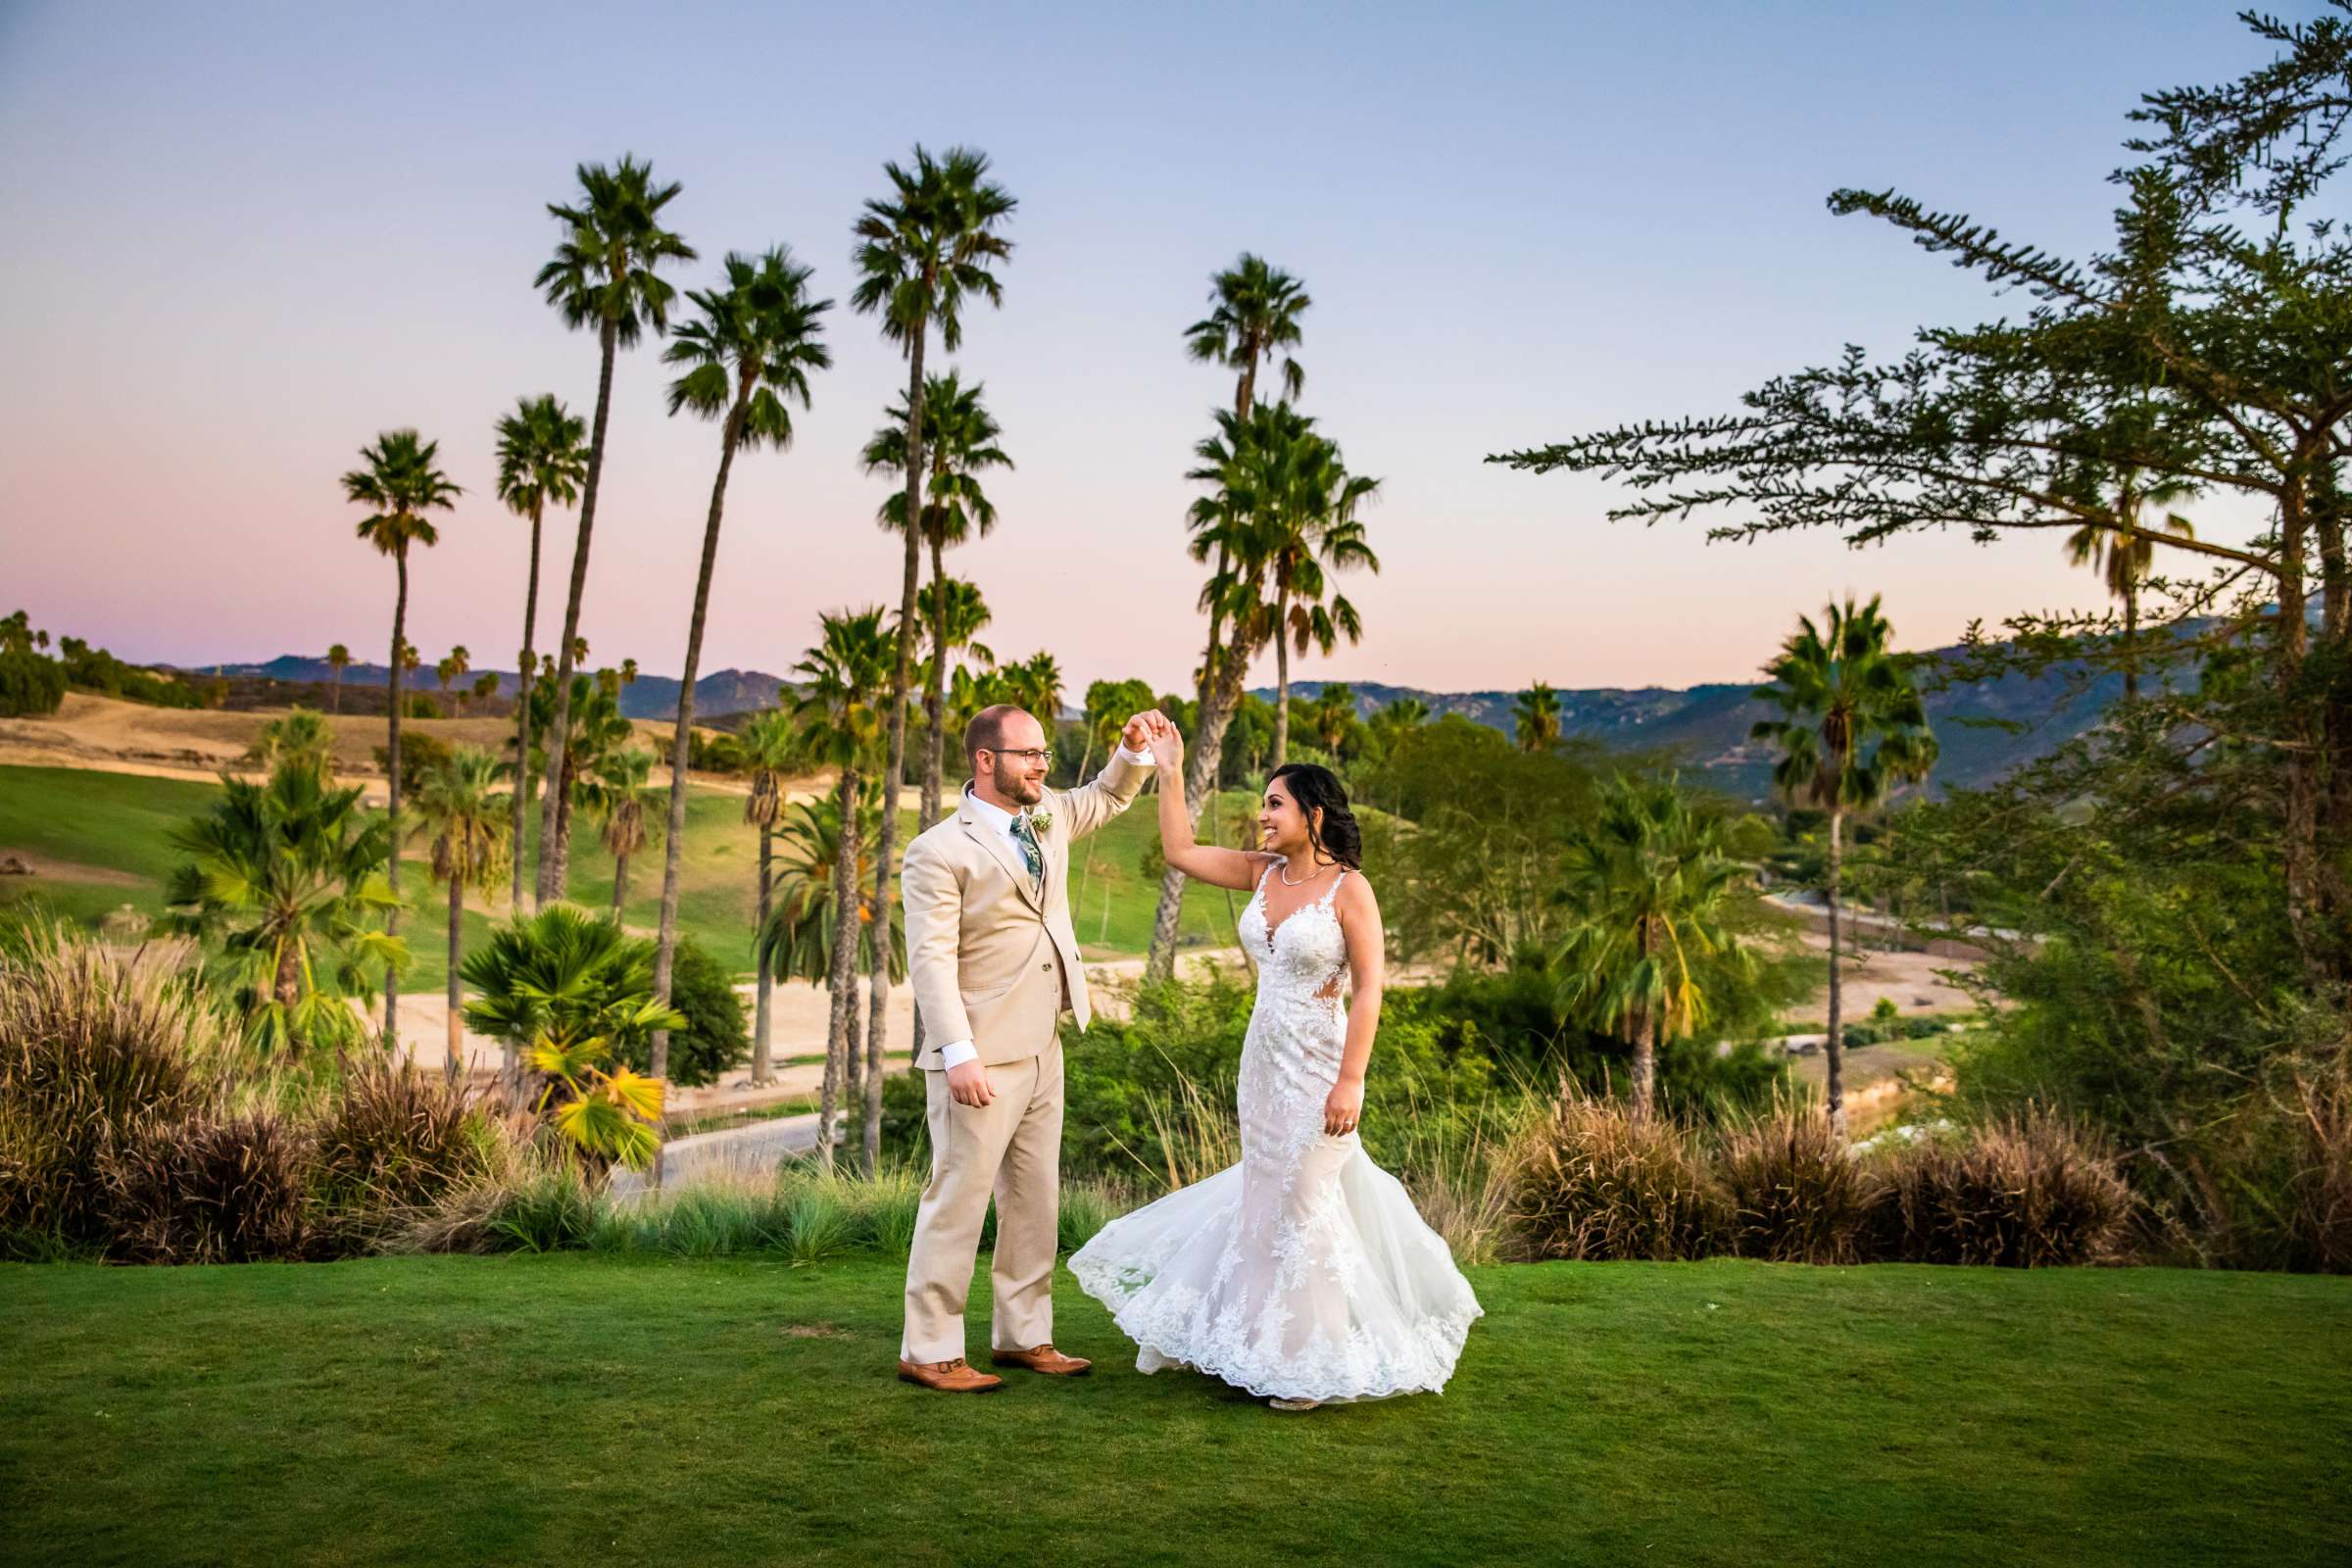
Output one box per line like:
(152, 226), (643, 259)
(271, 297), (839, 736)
(610, 1110), (827, 1198)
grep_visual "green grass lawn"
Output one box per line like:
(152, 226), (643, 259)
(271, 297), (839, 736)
(0, 764), (1247, 990)
(2, 1256), (2344, 1567)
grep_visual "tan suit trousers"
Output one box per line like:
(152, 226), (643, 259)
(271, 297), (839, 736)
(899, 1036), (1066, 1363)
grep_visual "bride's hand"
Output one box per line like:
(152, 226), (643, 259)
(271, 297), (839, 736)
(1148, 719), (1184, 772)
(1323, 1075), (1364, 1137)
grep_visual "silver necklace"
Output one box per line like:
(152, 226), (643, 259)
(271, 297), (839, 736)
(1276, 858), (1327, 888)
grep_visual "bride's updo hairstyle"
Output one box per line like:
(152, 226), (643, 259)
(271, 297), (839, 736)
(1268, 763), (1363, 870)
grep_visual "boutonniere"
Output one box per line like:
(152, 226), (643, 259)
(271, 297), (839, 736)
(1026, 809), (1054, 836)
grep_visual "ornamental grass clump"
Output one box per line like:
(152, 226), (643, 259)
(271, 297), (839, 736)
(1501, 1083), (1727, 1261)
(1868, 1106), (2132, 1267)
(309, 1058), (499, 1249)
(1720, 1098), (1883, 1264)
(0, 927), (227, 1255)
(100, 1110), (314, 1264)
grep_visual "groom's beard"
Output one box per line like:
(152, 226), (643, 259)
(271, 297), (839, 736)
(992, 760), (1045, 807)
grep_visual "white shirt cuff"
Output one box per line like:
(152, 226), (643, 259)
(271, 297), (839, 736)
(938, 1040), (978, 1069)
(1113, 744), (1153, 766)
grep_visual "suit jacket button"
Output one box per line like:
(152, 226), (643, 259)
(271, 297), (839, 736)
(1041, 961), (1053, 971)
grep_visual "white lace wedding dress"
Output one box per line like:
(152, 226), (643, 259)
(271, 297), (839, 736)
(1068, 863), (1482, 1403)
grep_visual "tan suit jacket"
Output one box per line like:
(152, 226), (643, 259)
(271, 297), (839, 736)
(901, 751), (1152, 1069)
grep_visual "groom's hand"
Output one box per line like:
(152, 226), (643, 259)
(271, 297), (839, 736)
(947, 1058), (996, 1108)
(1121, 710), (1166, 754)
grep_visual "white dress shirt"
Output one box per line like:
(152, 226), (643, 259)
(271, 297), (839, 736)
(937, 746), (1153, 1072)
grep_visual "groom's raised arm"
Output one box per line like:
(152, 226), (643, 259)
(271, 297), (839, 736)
(1054, 710), (1163, 839)
(900, 838), (971, 1050)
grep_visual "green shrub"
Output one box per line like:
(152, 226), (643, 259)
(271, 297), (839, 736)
(1719, 1101), (1883, 1264)
(373, 731), (454, 798)
(610, 937), (746, 1088)
(99, 1110), (314, 1263)
(0, 928), (225, 1255)
(0, 648), (68, 717)
(1865, 1108), (2133, 1267)
(1501, 1087), (1727, 1261)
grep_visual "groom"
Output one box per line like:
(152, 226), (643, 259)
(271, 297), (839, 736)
(897, 701), (1162, 1392)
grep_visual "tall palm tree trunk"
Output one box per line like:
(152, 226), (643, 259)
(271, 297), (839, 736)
(273, 940), (305, 1058)
(922, 535), (949, 831)
(537, 318), (618, 906)
(2122, 577), (2140, 706)
(1631, 921), (1658, 1118)
(651, 401), (746, 1081)
(513, 498), (544, 908)
(445, 875), (465, 1083)
(1825, 807), (1846, 1131)
(867, 318), (927, 1159)
(753, 826), (774, 1085)
(612, 850), (630, 916)
(823, 772), (863, 1172)
(1272, 591), (1293, 768)
(1146, 653), (1249, 979)
(384, 550), (407, 1056)
(329, 669), (343, 714)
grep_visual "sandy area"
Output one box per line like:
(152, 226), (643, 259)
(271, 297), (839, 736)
(1785, 932), (1982, 1025)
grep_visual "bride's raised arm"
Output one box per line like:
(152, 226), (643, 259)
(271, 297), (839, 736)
(1149, 719), (1271, 892)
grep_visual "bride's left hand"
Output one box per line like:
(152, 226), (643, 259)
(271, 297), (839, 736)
(1323, 1076), (1364, 1138)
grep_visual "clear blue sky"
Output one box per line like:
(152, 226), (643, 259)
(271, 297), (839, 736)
(0, 1), (2283, 694)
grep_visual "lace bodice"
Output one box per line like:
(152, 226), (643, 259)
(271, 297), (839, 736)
(1236, 859), (1350, 1004)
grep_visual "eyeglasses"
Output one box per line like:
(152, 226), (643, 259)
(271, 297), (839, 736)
(990, 748), (1054, 765)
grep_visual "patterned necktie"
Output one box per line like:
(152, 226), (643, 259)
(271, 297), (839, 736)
(1010, 814), (1044, 889)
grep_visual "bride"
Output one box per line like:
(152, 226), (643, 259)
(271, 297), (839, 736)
(1068, 719), (1481, 1411)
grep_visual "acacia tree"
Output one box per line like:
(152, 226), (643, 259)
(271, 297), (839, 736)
(1492, 15), (2352, 986)
(1751, 597), (1936, 1128)
(343, 429), (459, 1049)
(532, 156), (695, 906)
(494, 393), (587, 907)
(851, 144), (1016, 1079)
(647, 246), (831, 1083)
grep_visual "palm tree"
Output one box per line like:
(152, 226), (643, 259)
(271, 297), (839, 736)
(1751, 596), (1938, 1128)
(620, 658), (639, 687)
(739, 707), (801, 1085)
(410, 746), (510, 1081)
(1551, 775), (1751, 1118)
(1183, 254), (1311, 704)
(245, 709), (336, 781)
(508, 671), (631, 888)
(532, 156), (696, 906)
(165, 761), (404, 1057)
(495, 393), (588, 908)
(588, 747), (659, 917)
(862, 372), (1012, 829)
(436, 647), (469, 713)
(759, 790), (907, 987)
(1003, 650), (1063, 731)
(640, 245), (831, 1084)
(324, 644), (351, 714)
(1307, 683), (1356, 758)
(1248, 404), (1380, 767)
(471, 671), (500, 711)
(2065, 473), (2196, 703)
(461, 906), (682, 1166)
(791, 608), (893, 1170)
(1514, 682), (1563, 752)
(344, 428), (460, 1051)
(851, 142), (1016, 1089)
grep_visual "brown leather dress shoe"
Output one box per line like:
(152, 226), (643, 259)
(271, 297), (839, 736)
(897, 1357), (1004, 1393)
(991, 1343), (1093, 1376)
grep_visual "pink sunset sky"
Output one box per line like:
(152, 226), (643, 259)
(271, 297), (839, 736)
(0, 2), (2277, 697)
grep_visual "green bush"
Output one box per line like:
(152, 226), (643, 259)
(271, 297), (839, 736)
(0, 648), (68, 717)
(373, 732), (454, 798)
(608, 937), (746, 1088)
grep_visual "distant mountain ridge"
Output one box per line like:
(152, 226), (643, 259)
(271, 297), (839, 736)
(182, 640), (2124, 796)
